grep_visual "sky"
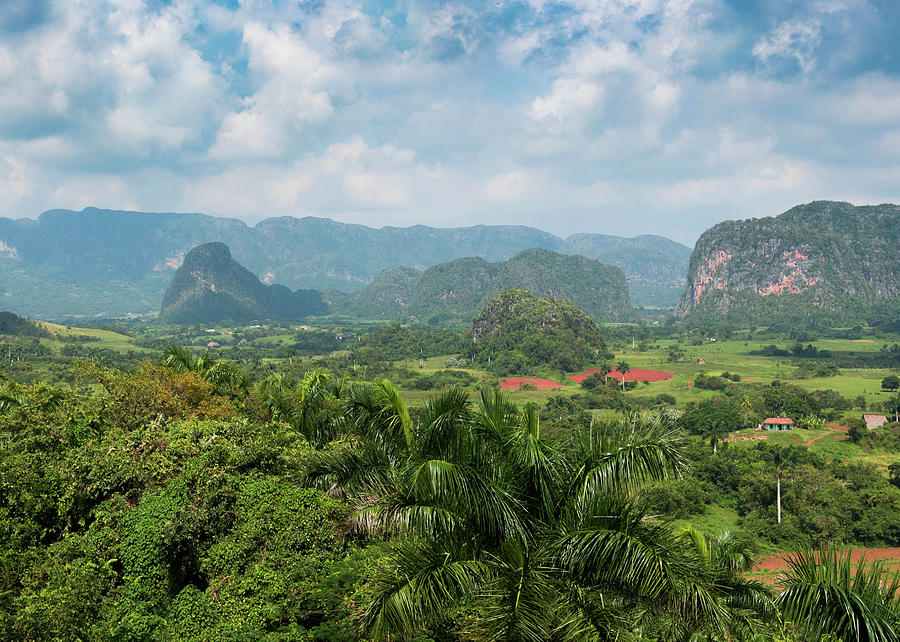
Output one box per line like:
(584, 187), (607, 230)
(1, 0), (899, 245)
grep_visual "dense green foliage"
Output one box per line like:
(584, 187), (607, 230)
(0, 365), (370, 640)
(467, 290), (613, 374)
(158, 243), (326, 323)
(776, 549), (900, 642)
(339, 248), (634, 324)
(677, 201), (900, 325)
(2, 345), (899, 640)
(358, 323), (470, 360)
(0, 311), (50, 338)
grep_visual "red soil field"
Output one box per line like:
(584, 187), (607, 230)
(499, 377), (564, 391)
(567, 368), (673, 384)
(753, 548), (900, 574)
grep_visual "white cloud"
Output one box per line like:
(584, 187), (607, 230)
(209, 21), (339, 159)
(0, 154), (29, 202)
(0, 0), (896, 245)
(50, 173), (138, 212)
(483, 170), (531, 203)
(531, 78), (604, 127)
(752, 18), (822, 73)
(343, 172), (410, 208)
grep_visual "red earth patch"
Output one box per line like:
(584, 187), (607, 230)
(499, 377), (564, 391)
(748, 548), (900, 587)
(567, 368), (673, 384)
(753, 548), (900, 574)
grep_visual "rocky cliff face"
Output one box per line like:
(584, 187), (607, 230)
(676, 201), (900, 323)
(159, 243), (326, 323)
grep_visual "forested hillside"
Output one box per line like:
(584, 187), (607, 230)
(340, 248), (634, 324)
(159, 243), (326, 323)
(0, 208), (689, 318)
(676, 201), (900, 325)
(467, 289), (614, 373)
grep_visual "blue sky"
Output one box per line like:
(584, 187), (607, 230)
(0, 0), (898, 244)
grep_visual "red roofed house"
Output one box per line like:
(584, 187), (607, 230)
(862, 414), (888, 430)
(759, 417), (794, 431)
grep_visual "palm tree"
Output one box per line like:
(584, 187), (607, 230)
(0, 383), (63, 415)
(616, 360), (631, 391)
(309, 385), (761, 640)
(703, 417), (730, 454)
(303, 378), (419, 501)
(0, 391), (24, 414)
(680, 528), (774, 638)
(598, 361), (612, 383)
(256, 368), (343, 445)
(161, 344), (250, 398)
(776, 548), (900, 642)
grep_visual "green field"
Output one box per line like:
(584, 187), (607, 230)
(391, 335), (897, 409)
(35, 320), (138, 352)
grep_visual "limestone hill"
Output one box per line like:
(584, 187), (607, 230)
(158, 243), (326, 323)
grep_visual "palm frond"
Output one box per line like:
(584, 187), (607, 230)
(162, 344), (195, 373)
(416, 387), (473, 459)
(374, 378), (414, 450)
(775, 548), (900, 642)
(577, 410), (688, 498)
(473, 539), (558, 642)
(0, 392), (25, 414)
(364, 538), (488, 638)
(409, 458), (526, 541)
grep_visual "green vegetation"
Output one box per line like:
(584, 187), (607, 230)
(2, 347), (899, 640)
(158, 243), (326, 323)
(0, 207), (688, 319)
(1, 301), (900, 639)
(340, 248), (634, 324)
(0, 311), (50, 337)
(678, 201), (900, 326)
(468, 290), (613, 374)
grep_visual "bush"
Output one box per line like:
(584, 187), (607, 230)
(580, 373), (606, 390)
(694, 373), (728, 391)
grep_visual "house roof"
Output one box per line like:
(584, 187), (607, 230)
(762, 417), (794, 424)
(862, 413), (889, 429)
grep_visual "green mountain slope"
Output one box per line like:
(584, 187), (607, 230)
(341, 248), (634, 324)
(159, 243), (326, 323)
(468, 289), (613, 374)
(676, 201), (900, 325)
(0, 208), (689, 318)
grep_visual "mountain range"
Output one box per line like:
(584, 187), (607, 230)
(336, 248), (634, 324)
(0, 208), (690, 319)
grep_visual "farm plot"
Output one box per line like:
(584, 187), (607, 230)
(500, 377), (565, 391)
